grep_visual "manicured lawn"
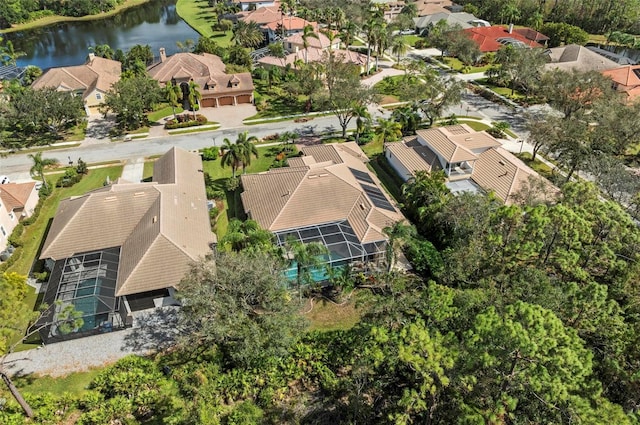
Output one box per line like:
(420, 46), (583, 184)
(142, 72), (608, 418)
(0, 0), (150, 33)
(142, 161), (155, 181)
(176, 0), (233, 45)
(148, 105), (183, 122)
(451, 120), (491, 131)
(443, 57), (492, 73)
(65, 124), (87, 142)
(516, 152), (555, 180)
(361, 137), (383, 158)
(368, 155), (404, 202)
(401, 34), (422, 47)
(13, 369), (101, 395)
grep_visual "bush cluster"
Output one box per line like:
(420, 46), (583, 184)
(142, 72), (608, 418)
(164, 114), (207, 129)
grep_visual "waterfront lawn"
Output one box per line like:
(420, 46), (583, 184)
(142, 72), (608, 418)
(176, 0), (233, 46)
(0, 0), (150, 33)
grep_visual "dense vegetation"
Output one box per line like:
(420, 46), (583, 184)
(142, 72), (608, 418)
(0, 0), (126, 28)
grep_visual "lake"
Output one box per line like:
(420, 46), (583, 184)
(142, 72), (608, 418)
(5, 0), (200, 70)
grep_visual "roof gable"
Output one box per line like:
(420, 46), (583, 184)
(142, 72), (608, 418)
(0, 182), (35, 211)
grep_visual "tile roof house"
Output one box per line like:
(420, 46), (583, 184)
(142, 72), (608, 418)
(545, 44), (620, 73)
(147, 50), (254, 108)
(385, 125), (558, 204)
(31, 54), (121, 115)
(38, 147), (216, 343)
(233, 0), (276, 12)
(462, 25), (547, 52)
(415, 0), (453, 17)
(0, 182), (38, 252)
(414, 12), (479, 35)
(241, 143), (403, 276)
(602, 65), (640, 102)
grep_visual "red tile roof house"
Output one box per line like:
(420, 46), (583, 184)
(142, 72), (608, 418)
(602, 65), (640, 102)
(462, 25), (548, 53)
(0, 182), (38, 252)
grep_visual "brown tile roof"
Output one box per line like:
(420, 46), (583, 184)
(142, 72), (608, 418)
(471, 147), (557, 204)
(241, 143), (402, 243)
(546, 44), (620, 73)
(40, 147), (216, 297)
(31, 56), (121, 99)
(0, 182), (36, 212)
(148, 52), (254, 95)
(415, 0), (452, 16)
(416, 125), (476, 163)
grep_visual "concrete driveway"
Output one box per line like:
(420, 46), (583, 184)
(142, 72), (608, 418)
(198, 103), (257, 128)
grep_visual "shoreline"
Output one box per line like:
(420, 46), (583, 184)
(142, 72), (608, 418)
(0, 0), (153, 34)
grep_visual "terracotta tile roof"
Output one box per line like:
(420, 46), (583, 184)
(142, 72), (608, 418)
(546, 44), (620, 73)
(513, 28), (549, 43)
(258, 48), (367, 67)
(31, 56), (121, 99)
(284, 31), (339, 49)
(238, 5), (282, 24)
(471, 147), (558, 204)
(40, 147), (216, 297)
(602, 65), (640, 100)
(415, 0), (452, 17)
(0, 182), (35, 212)
(462, 26), (544, 52)
(264, 16), (316, 31)
(240, 143), (402, 244)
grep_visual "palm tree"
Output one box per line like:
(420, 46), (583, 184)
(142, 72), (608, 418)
(301, 25), (318, 64)
(28, 152), (59, 190)
(89, 44), (114, 59)
(340, 21), (358, 49)
(383, 222), (415, 271)
(286, 239), (329, 302)
(391, 35), (409, 64)
(352, 105), (370, 144)
(232, 20), (264, 48)
(0, 38), (25, 66)
(236, 131), (259, 173)
(220, 138), (244, 178)
(374, 118), (403, 143)
(321, 29), (339, 51)
(187, 80), (202, 119)
(164, 81), (183, 119)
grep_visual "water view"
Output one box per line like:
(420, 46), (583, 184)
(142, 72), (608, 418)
(5, 0), (200, 70)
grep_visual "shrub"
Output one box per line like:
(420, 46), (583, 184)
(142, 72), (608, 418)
(76, 158), (88, 175)
(38, 184), (52, 199)
(206, 186), (217, 200)
(57, 168), (82, 188)
(33, 271), (49, 282)
(164, 114), (208, 129)
(8, 224), (24, 247)
(202, 147), (219, 161)
(209, 207), (219, 219)
(225, 177), (240, 191)
(414, 39), (427, 49)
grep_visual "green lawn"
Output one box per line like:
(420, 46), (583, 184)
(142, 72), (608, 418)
(306, 297), (362, 332)
(443, 57), (492, 73)
(12, 369), (101, 395)
(401, 34), (421, 47)
(516, 152), (555, 180)
(176, 0), (233, 45)
(449, 120), (491, 131)
(361, 137), (383, 158)
(148, 105), (183, 122)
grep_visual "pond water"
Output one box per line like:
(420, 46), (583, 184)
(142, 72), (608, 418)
(5, 0), (200, 70)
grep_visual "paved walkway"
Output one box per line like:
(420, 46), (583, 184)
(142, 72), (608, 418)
(121, 157), (145, 183)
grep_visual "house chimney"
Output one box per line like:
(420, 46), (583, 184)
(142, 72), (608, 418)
(159, 47), (167, 62)
(508, 23), (514, 34)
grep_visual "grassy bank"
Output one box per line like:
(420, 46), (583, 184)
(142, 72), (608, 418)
(0, 0), (151, 33)
(176, 0), (233, 45)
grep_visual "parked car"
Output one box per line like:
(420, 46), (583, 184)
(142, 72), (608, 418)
(400, 29), (415, 35)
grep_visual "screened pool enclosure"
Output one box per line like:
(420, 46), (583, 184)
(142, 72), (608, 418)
(276, 220), (388, 283)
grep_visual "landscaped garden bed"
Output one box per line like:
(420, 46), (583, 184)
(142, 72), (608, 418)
(164, 113), (208, 129)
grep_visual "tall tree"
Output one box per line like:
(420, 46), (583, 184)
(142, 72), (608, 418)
(301, 24), (318, 64)
(390, 35), (409, 64)
(235, 131), (259, 173)
(374, 118), (403, 143)
(232, 20), (264, 48)
(177, 251), (307, 368)
(187, 80), (202, 119)
(220, 138), (244, 178)
(101, 75), (162, 130)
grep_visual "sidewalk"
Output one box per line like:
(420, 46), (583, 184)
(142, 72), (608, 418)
(120, 157), (145, 183)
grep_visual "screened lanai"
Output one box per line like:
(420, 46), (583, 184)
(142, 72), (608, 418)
(39, 247), (125, 342)
(276, 220), (388, 282)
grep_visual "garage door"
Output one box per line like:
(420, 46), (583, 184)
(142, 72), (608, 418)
(201, 98), (217, 108)
(218, 96), (234, 106)
(236, 94), (252, 104)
